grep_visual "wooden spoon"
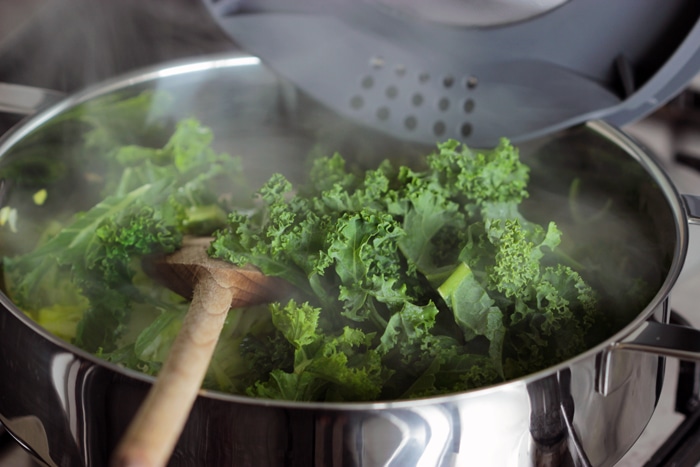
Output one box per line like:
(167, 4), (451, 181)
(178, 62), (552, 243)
(111, 237), (285, 467)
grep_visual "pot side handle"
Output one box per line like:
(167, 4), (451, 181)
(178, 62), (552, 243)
(634, 195), (700, 358)
(612, 320), (700, 359)
(0, 82), (64, 116)
(597, 320), (700, 396)
(683, 194), (700, 225)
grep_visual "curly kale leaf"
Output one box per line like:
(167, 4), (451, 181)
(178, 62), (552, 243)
(6, 111), (603, 403)
(211, 138), (600, 401)
(247, 300), (385, 401)
(425, 138), (529, 213)
(442, 217), (598, 378)
(4, 115), (246, 352)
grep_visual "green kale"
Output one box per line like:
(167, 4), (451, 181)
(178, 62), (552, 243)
(247, 300), (385, 402)
(2, 101), (602, 402)
(3, 97), (248, 354)
(210, 138), (600, 401)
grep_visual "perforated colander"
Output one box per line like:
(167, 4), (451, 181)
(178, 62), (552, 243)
(203, 0), (700, 147)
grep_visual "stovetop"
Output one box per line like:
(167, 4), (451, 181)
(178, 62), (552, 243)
(2, 2), (700, 466)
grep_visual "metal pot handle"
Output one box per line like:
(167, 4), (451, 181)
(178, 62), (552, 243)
(597, 320), (700, 396)
(0, 82), (64, 116)
(616, 193), (700, 362)
(612, 320), (700, 360)
(596, 194), (700, 395)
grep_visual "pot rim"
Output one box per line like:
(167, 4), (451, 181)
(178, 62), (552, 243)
(0, 51), (689, 411)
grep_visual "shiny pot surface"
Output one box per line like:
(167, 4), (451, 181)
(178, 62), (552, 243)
(0, 53), (695, 467)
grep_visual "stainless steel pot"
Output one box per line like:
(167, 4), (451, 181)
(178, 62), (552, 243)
(0, 52), (699, 467)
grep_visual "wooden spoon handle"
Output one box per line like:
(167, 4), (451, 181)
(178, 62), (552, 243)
(111, 273), (234, 467)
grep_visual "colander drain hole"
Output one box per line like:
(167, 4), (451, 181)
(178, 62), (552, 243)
(385, 85), (399, 99)
(461, 122), (473, 137)
(404, 115), (417, 131)
(433, 121), (446, 136)
(370, 56), (385, 69)
(463, 98), (475, 113)
(350, 95), (364, 109)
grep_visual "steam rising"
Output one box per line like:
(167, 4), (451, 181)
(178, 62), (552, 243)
(0, 0), (235, 92)
(0, 1), (675, 340)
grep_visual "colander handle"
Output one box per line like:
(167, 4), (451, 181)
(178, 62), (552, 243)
(0, 82), (64, 116)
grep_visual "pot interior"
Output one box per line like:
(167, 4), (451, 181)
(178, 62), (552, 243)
(0, 53), (683, 402)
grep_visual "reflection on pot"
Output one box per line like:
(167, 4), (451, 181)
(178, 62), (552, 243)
(527, 370), (590, 467)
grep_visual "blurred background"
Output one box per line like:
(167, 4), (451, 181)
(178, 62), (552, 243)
(0, 0), (234, 91)
(0, 0), (238, 135)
